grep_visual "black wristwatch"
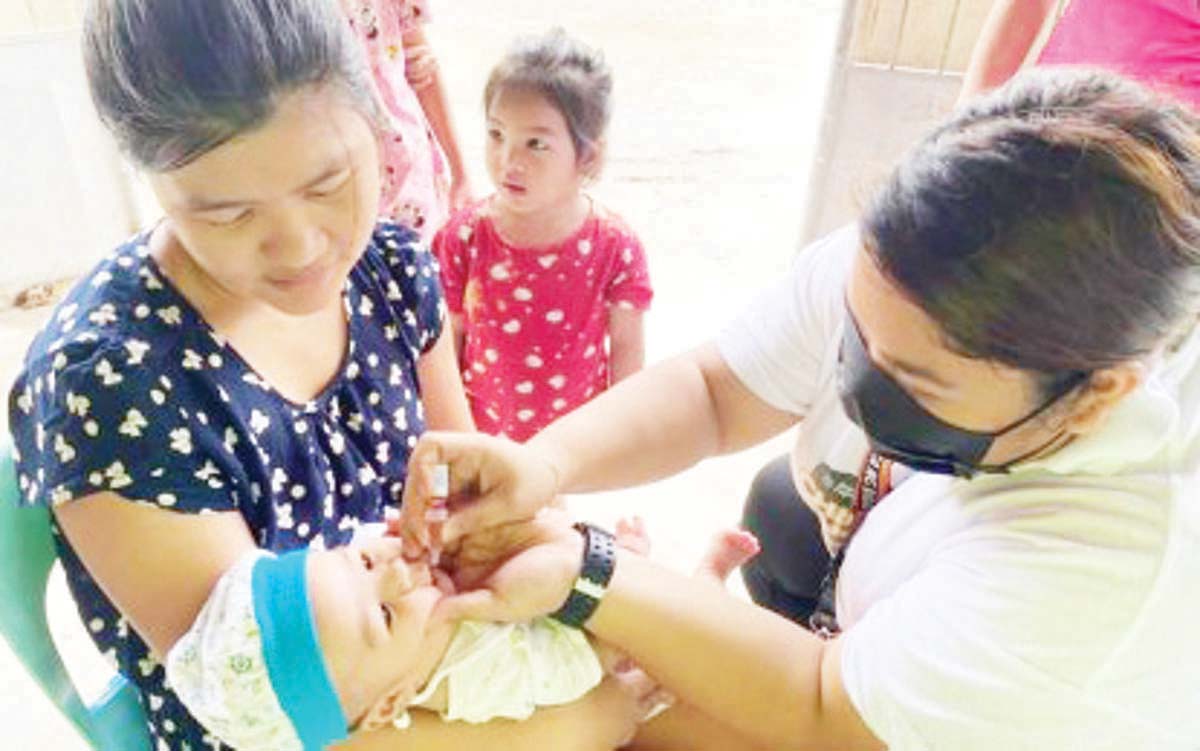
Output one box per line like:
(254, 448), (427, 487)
(550, 522), (617, 629)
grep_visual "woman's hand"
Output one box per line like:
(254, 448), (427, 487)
(434, 510), (581, 624)
(400, 431), (561, 554)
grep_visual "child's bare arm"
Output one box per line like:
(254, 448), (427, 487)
(401, 24), (471, 209)
(449, 312), (467, 368)
(607, 307), (646, 384)
(958, 0), (1060, 103)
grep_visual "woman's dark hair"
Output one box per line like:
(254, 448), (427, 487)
(863, 67), (1200, 395)
(484, 28), (613, 165)
(83, 0), (380, 171)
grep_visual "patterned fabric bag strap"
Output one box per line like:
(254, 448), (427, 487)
(808, 451), (894, 638)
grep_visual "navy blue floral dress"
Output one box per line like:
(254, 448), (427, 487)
(9, 222), (444, 750)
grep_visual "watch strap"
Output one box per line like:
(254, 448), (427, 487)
(551, 522), (616, 628)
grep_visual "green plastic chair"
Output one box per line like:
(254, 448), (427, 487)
(0, 440), (153, 751)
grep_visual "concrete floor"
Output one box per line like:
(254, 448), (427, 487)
(0, 1), (841, 746)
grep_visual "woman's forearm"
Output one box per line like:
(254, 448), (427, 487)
(587, 552), (880, 751)
(54, 494), (256, 657)
(416, 329), (474, 432)
(588, 552), (823, 748)
(528, 348), (725, 494)
(336, 678), (634, 751)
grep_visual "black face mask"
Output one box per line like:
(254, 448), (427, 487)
(837, 311), (1084, 478)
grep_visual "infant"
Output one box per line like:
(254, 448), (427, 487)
(165, 517), (757, 750)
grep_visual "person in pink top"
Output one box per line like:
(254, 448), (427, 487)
(433, 29), (653, 442)
(342, 0), (472, 239)
(959, 0), (1200, 109)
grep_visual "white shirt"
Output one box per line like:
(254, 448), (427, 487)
(716, 225), (1200, 750)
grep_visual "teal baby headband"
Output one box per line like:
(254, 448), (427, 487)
(165, 549), (349, 751)
(254, 550), (349, 750)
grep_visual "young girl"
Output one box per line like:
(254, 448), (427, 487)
(433, 29), (653, 442)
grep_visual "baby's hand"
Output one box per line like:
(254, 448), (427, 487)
(403, 44), (437, 90)
(593, 642), (675, 728)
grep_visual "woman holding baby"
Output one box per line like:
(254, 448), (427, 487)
(6, 0), (664, 749)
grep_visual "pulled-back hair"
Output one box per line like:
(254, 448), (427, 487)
(863, 68), (1200, 394)
(484, 27), (613, 163)
(83, 0), (380, 171)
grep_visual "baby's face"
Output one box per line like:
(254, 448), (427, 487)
(306, 536), (447, 727)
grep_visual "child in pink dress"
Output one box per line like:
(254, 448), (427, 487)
(342, 0), (471, 238)
(960, 0), (1200, 109)
(433, 29), (653, 441)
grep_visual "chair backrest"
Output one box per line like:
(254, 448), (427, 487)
(0, 441), (152, 751)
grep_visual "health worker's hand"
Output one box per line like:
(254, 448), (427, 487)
(400, 431), (561, 555)
(434, 510), (582, 624)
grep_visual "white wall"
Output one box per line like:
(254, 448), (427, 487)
(803, 66), (962, 240)
(0, 30), (140, 306)
(799, 0), (1068, 242)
